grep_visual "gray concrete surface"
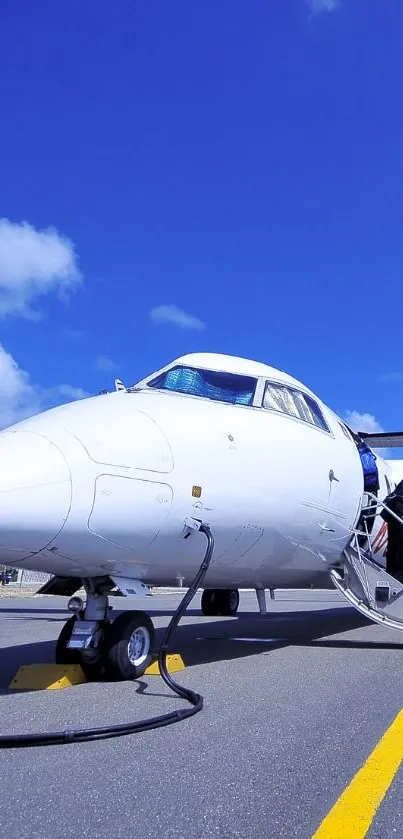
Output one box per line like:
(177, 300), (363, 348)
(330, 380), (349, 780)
(0, 590), (402, 838)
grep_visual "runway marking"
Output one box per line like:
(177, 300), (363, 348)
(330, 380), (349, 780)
(311, 706), (403, 838)
(196, 636), (286, 643)
(231, 637), (285, 643)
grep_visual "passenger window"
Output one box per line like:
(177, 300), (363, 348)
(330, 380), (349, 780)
(147, 366), (257, 406)
(263, 382), (329, 432)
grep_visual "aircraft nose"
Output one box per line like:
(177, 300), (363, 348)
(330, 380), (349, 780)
(0, 431), (72, 564)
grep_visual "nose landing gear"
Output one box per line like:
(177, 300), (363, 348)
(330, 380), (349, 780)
(55, 580), (155, 681)
(1, 521), (215, 748)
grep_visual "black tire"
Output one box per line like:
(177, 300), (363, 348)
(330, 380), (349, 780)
(201, 588), (239, 616)
(201, 588), (220, 616)
(55, 616), (82, 664)
(80, 622), (110, 681)
(222, 589), (240, 616)
(80, 651), (106, 681)
(106, 611), (155, 680)
(56, 615), (109, 679)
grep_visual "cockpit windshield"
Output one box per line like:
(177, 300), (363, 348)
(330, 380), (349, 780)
(147, 365), (256, 406)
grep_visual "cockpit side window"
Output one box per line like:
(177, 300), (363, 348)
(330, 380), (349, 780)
(339, 421), (354, 441)
(263, 381), (330, 432)
(147, 366), (257, 406)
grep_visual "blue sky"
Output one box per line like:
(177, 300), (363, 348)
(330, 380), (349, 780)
(0, 0), (402, 440)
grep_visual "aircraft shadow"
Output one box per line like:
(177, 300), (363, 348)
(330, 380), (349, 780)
(0, 607), (69, 614)
(0, 606), (203, 617)
(0, 605), (382, 696)
(297, 638), (403, 651)
(151, 607), (377, 668)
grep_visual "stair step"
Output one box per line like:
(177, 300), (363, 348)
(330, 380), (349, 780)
(330, 539), (403, 632)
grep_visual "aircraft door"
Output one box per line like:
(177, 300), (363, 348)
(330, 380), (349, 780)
(324, 419), (364, 539)
(257, 381), (362, 563)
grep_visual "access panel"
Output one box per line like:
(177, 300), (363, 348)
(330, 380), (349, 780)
(88, 475), (173, 552)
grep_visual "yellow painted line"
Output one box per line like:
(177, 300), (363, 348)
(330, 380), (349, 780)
(9, 664), (87, 691)
(311, 707), (403, 838)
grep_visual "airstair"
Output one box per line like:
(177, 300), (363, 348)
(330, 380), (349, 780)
(330, 494), (403, 631)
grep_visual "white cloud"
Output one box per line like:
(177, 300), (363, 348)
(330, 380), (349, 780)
(0, 345), (41, 429)
(0, 344), (89, 430)
(344, 411), (384, 435)
(52, 384), (89, 401)
(150, 305), (205, 331)
(0, 218), (81, 318)
(306, 0), (339, 12)
(343, 411), (392, 457)
(94, 355), (118, 373)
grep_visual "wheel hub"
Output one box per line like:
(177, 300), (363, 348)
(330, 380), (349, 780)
(127, 627), (150, 666)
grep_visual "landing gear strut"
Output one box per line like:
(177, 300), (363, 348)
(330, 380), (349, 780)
(55, 616), (81, 665)
(55, 579), (155, 680)
(201, 588), (240, 616)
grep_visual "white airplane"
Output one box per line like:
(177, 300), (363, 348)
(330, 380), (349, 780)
(1, 351), (403, 681)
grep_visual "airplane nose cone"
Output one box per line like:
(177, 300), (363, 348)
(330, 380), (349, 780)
(0, 431), (72, 563)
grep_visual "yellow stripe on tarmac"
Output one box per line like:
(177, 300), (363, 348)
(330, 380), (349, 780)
(312, 707), (403, 838)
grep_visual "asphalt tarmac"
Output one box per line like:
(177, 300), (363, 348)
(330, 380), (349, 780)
(1, 589), (402, 838)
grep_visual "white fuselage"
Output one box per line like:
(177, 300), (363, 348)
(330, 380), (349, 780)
(0, 353), (393, 589)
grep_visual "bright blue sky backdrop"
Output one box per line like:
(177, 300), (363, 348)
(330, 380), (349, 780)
(0, 0), (402, 439)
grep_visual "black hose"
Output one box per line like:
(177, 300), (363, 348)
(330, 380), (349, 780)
(158, 524), (214, 705)
(0, 523), (214, 748)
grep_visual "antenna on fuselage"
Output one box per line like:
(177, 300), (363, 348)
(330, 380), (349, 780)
(115, 378), (126, 392)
